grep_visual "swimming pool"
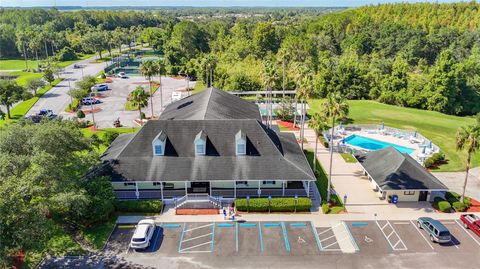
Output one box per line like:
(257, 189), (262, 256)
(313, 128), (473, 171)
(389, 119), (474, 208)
(344, 134), (415, 154)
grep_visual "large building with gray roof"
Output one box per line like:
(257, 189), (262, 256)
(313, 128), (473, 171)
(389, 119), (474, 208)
(101, 88), (316, 203)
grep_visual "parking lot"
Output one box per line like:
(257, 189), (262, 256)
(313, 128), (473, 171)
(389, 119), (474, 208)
(100, 219), (480, 269)
(60, 76), (193, 128)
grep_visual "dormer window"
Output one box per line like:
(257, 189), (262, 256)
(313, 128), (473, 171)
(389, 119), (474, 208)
(152, 131), (167, 156)
(195, 130), (207, 156)
(235, 130), (246, 156)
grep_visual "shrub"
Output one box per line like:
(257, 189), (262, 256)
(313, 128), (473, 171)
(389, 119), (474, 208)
(103, 131), (119, 144)
(452, 201), (467, 212)
(76, 110), (85, 118)
(424, 152), (445, 168)
(114, 200), (163, 213)
(423, 158), (435, 169)
(100, 72), (106, 79)
(56, 47), (78, 61)
(235, 197), (312, 212)
(321, 203), (330, 214)
(140, 112), (146, 120)
(433, 197), (452, 212)
(445, 191), (471, 207)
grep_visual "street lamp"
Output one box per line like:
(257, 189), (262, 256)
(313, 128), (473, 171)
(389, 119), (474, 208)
(294, 195), (298, 213)
(246, 196), (250, 213)
(90, 91), (97, 129)
(268, 195), (272, 213)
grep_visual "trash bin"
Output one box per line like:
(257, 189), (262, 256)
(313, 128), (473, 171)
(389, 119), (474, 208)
(392, 195), (398, 204)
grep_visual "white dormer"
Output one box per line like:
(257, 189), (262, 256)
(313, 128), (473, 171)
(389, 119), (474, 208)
(195, 130), (207, 156)
(235, 130), (246, 156)
(152, 131), (167, 156)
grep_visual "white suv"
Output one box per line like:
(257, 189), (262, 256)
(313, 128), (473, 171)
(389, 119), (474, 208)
(130, 219), (156, 249)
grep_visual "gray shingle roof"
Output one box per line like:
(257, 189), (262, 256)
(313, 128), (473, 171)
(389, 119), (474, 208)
(159, 87), (261, 121)
(355, 147), (448, 191)
(101, 119), (315, 182)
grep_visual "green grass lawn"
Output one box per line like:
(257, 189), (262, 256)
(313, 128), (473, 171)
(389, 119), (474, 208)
(308, 99), (479, 172)
(304, 150), (345, 213)
(81, 127), (139, 153)
(340, 153), (357, 163)
(81, 216), (117, 250)
(0, 59), (40, 70)
(0, 79), (62, 127)
(191, 81), (207, 95)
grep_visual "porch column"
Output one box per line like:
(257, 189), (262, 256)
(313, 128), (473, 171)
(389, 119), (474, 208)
(184, 181), (188, 196)
(282, 180), (285, 197)
(258, 181), (261, 198)
(234, 180), (237, 199)
(160, 181), (164, 201)
(209, 181), (212, 196)
(135, 182), (139, 199)
(307, 181), (310, 197)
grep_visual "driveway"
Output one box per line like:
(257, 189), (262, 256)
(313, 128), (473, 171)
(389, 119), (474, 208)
(27, 55), (108, 116)
(62, 76), (194, 128)
(433, 167), (480, 200)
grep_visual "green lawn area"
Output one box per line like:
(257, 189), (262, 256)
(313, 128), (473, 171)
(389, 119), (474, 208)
(304, 150), (345, 213)
(81, 127), (139, 153)
(0, 71), (43, 86)
(340, 153), (357, 163)
(0, 78), (62, 127)
(0, 59), (40, 70)
(191, 81), (207, 95)
(81, 216), (117, 250)
(308, 99), (479, 172)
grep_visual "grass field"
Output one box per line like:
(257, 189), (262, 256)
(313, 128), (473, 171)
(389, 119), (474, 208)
(81, 127), (139, 153)
(308, 99), (479, 172)
(81, 216), (117, 250)
(0, 59), (40, 70)
(340, 153), (357, 163)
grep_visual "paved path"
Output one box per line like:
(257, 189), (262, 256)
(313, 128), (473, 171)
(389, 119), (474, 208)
(433, 167), (480, 201)
(27, 56), (108, 116)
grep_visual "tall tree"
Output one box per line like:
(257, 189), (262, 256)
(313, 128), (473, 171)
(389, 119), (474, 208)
(0, 80), (29, 119)
(25, 77), (46, 96)
(456, 120), (480, 203)
(308, 113), (329, 173)
(128, 86), (149, 120)
(139, 60), (157, 118)
(155, 60), (167, 112)
(262, 60), (277, 127)
(322, 92), (349, 202)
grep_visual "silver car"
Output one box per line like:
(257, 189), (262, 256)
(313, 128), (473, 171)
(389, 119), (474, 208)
(417, 217), (451, 243)
(130, 219), (156, 249)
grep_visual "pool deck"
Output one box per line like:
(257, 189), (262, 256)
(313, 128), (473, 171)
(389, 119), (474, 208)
(339, 130), (430, 161)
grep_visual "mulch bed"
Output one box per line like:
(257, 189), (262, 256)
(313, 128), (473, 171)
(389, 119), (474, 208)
(277, 120), (300, 131)
(466, 198), (480, 212)
(82, 108), (102, 114)
(176, 209), (219, 215)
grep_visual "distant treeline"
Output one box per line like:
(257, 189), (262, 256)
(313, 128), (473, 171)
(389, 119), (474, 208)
(1, 2), (479, 115)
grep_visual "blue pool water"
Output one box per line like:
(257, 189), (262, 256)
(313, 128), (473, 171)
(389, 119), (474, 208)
(344, 134), (415, 154)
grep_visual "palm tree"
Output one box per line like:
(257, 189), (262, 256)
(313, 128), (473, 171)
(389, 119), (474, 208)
(155, 60), (167, 112)
(296, 65), (312, 150)
(322, 92), (349, 202)
(456, 121), (480, 203)
(308, 113), (329, 173)
(139, 60), (157, 118)
(262, 60), (277, 127)
(128, 86), (149, 120)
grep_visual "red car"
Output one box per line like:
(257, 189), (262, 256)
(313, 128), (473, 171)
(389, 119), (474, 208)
(460, 214), (480, 236)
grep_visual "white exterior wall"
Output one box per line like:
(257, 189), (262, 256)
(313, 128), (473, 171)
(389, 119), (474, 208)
(385, 190), (420, 202)
(112, 181), (189, 190)
(112, 182), (136, 190)
(211, 180), (283, 189)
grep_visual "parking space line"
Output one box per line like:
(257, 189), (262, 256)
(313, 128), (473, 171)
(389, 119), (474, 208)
(151, 224), (162, 251)
(342, 221), (360, 252)
(376, 220), (407, 251)
(211, 222), (215, 252)
(162, 224), (181, 228)
(311, 222), (323, 251)
(290, 223), (307, 227)
(410, 220), (434, 250)
(320, 234), (336, 242)
(240, 223), (256, 227)
(118, 225), (135, 228)
(455, 219), (480, 246)
(218, 223), (234, 227)
(236, 222), (239, 252)
(351, 222), (368, 227)
(180, 241), (212, 252)
(392, 222), (410, 225)
(281, 222), (291, 252)
(178, 222), (186, 253)
(264, 223), (280, 227)
(181, 233), (212, 243)
(184, 223), (213, 232)
(258, 222), (264, 252)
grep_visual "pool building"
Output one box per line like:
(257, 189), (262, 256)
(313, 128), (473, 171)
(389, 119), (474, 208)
(355, 147), (448, 202)
(100, 88), (317, 206)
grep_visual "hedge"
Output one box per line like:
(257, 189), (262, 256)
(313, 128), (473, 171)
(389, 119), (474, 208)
(452, 201), (467, 212)
(235, 197), (312, 212)
(445, 191), (472, 207)
(114, 200), (163, 213)
(433, 197), (451, 212)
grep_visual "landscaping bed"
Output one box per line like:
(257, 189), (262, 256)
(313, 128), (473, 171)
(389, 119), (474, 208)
(235, 197), (312, 212)
(114, 200), (163, 213)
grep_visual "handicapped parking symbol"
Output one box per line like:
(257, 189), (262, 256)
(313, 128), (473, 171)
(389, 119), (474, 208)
(364, 236), (373, 243)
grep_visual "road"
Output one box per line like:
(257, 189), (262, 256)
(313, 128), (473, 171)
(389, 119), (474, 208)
(27, 55), (109, 116)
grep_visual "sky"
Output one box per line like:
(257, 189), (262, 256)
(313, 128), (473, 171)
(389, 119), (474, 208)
(0, 0), (461, 7)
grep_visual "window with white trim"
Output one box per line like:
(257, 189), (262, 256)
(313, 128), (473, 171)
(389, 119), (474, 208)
(152, 131), (167, 156)
(195, 141), (205, 155)
(235, 130), (246, 156)
(236, 181), (248, 185)
(262, 180), (276, 185)
(404, 191), (415, 195)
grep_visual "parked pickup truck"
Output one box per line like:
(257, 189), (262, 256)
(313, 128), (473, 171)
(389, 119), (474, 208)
(460, 214), (480, 236)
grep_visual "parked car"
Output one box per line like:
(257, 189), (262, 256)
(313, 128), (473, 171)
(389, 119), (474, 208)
(460, 214), (480, 236)
(81, 97), (100, 105)
(417, 217), (451, 243)
(117, 72), (128, 79)
(24, 109), (57, 123)
(91, 84), (109, 91)
(130, 219), (156, 250)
